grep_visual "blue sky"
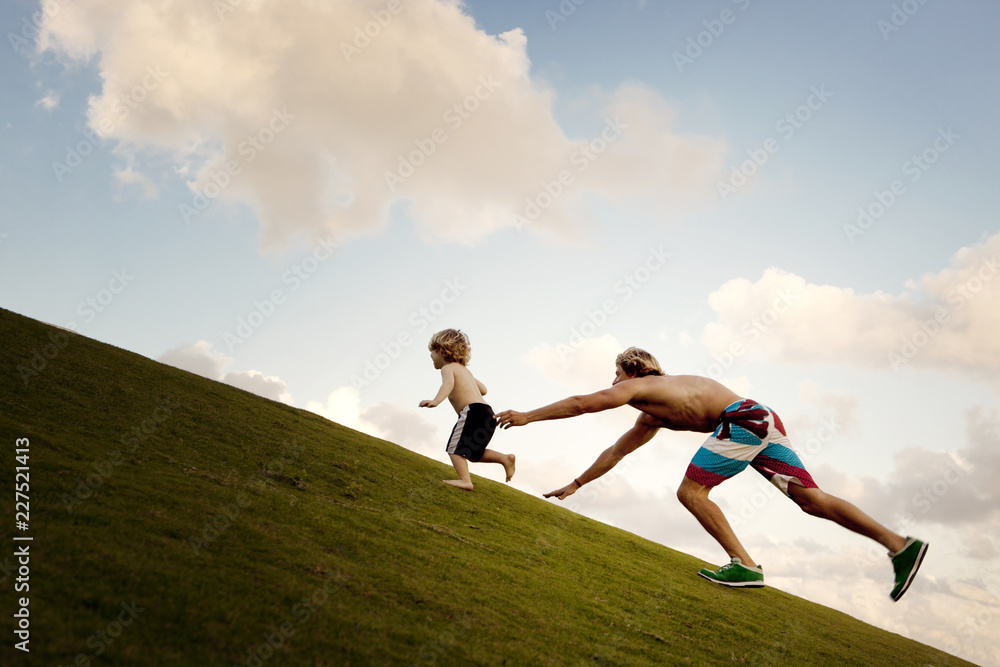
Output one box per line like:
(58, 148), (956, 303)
(2, 0), (999, 663)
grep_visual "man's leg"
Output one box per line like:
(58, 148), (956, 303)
(478, 449), (516, 482)
(787, 483), (928, 600)
(444, 454), (474, 491)
(677, 476), (757, 567)
(787, 484), (906, 553)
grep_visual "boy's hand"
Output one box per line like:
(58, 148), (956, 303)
(544, 481), (580, 501)
(419, 400), (437, 408)
(495, 410), (527, 429)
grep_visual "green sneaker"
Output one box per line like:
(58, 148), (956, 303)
(698, 558), (765, 588)
(889, 537), (928, 602)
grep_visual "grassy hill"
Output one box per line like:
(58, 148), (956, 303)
(0, 307), (970, 666)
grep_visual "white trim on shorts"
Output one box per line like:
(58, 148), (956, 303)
(446, 405), (470, 455)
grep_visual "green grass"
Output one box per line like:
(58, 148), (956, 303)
(0, 308), (971, 666)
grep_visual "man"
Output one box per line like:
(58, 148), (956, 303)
(495, 347), (927, 601)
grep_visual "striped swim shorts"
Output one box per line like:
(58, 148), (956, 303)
(446, 403), (497, 463)
(685, 399), (818, 496)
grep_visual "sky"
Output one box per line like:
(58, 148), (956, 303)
(2, 0), (999, 663)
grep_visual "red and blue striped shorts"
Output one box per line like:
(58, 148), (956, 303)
(685, 399), (818, 496)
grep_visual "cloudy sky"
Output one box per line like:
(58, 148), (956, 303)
(3, 0), (999, 663)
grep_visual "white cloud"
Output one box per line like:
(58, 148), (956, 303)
(113, 164), (159, 198)
(524, 334), (622, 390)
(886, 407), (1000, 526)
(222, 369), (293, 404)
(35, 90), (60, 111)
(305, 387), (381, 436)
(158, 340), (232, 378)
(362, 401), (441, 457)
(794, 380), (860, 436)
(38, 0), (726, 248)
(157, 340), (292, 404)
(803, 407), (1000, 559)
(700, 231), (1000, 379)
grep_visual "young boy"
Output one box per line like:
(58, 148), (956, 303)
(419, 329), (515, 490)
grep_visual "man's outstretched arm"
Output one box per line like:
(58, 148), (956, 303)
(495, 382), (636, 429)
(544, 416), (659, 500)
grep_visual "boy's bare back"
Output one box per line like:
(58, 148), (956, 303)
(418, 344), (489, 413)
(440, 362), (488, 413)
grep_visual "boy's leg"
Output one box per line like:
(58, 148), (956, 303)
(478, 449), (516, 482)
(443, 454), (474, 491)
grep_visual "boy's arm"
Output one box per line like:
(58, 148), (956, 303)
(544, 415), (659, 500)
(419, 366), (455, 408)
(495, 381), (637, 428)
(475, 377), (487, 396)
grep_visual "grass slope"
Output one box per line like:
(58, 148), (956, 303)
(0, 308), (969, 666)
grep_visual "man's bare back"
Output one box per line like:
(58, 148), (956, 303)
(623, 374), (742, 432)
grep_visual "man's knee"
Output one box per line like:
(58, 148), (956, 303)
(790, 486), (827, 517)
(676, 478), (703, 508)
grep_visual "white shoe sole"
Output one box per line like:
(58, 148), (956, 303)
(891, 541), (928, 602)
(697, 571), (765, 588)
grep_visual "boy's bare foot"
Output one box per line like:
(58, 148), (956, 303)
(443, 479), (474, 491)
(503, 454), (516, 482)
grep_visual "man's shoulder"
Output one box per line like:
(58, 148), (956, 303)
(633, 374), (677, 386)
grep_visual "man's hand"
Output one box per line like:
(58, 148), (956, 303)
(418, 400), (437, 408)
(495, 410), (528, 429)
(543, 480), (580, 501)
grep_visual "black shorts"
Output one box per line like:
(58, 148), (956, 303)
(446, 403), (497, 462)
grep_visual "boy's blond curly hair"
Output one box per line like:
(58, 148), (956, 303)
(429, 329), (472, 365)
(615, 347), (664, 378)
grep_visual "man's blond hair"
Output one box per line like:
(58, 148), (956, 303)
(428, 329), (472, 365)
(615, 347), (664, 378)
